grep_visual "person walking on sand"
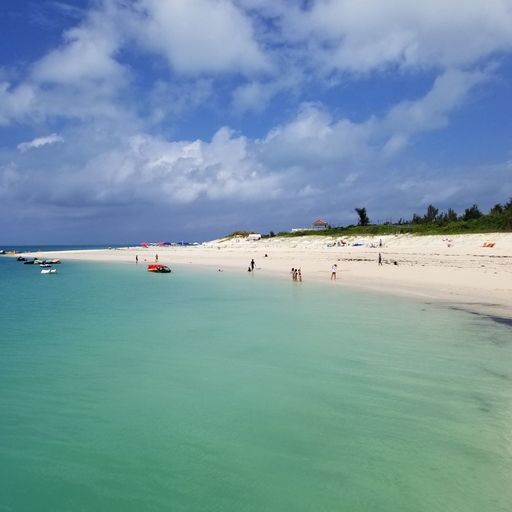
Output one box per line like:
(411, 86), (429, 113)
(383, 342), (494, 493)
(155, 253), (159, 262)
(330, 264), (337, 280)
(135, 254), (138, 264)
(250, 259), (255, 271)
(378, 253), (382, 265)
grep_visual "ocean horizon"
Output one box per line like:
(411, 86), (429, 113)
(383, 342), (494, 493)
(0, 244), (137, 253)
(1, 257), (511, 511)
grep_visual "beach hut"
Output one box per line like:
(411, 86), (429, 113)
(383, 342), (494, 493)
(312, 219), (329, 231)
(247, 233), (262, 241)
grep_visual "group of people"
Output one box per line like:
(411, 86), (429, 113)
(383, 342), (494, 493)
(290, 268), (302, 282)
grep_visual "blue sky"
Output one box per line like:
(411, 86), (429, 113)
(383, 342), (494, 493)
(1, 0), (512, 243)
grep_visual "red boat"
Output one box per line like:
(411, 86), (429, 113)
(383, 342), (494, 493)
(147, 264), (171, 273)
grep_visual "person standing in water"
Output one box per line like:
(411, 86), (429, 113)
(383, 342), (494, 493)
(250, 259), (255, 271)
(135, 254), (138, 264)
(330, 264), (337, 280)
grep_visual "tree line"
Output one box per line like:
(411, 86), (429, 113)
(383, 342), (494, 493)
(351, 199), (512, 233)
(355, 199), (512, 230)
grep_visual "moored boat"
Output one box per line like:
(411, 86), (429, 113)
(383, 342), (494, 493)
(147, 264), (171, 273)
(41, 268), (57, 274)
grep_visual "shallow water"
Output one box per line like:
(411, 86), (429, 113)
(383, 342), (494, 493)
(1, 258), (511, 511)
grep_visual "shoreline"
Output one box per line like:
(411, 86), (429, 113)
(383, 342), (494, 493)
(8, 232), (512, 321)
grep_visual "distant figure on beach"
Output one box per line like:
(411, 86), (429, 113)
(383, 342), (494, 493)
(291, 268), (295, 280)
(155, 254), (159, 262)
(250, 259), (255, 271)
(330, 264), (337, 280)
(379, 239), (383, 247)
(135, 255), (138, 264)
(264, 254), (268, 258)
(298, 268), (302, 282)
(378, 253), (382, 265)
(248, 266), (252, 272)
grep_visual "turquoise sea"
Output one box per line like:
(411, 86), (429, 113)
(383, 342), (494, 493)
(0, 256), (511, 511)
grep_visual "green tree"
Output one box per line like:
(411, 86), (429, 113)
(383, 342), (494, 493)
(446, 208), (458, 222)
(355, 207), (370, 226)
(423, 204), (439, 223)
(462, 204), (483, 221)
(490, 203), (503, 216)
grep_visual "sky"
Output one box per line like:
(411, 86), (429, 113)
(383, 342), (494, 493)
(1, 0), (512, 244)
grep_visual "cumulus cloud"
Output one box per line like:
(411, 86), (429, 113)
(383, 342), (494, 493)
(17, 134), (64, 153)
(0, 66), (491, 214)
(259, 68), (488, 170)
(130, 0), (269, 75)
(281, 0), (512, 73)
(3, 125), (284, 211)
(31, 6), (125, 85)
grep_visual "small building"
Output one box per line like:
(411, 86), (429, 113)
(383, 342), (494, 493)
(312, 219), (329, 231)
(247, 233), (262, 241)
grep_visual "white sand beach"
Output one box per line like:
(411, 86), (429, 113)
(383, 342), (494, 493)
(17, 233), (512, 319)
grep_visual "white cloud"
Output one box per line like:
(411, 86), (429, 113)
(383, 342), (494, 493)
(28, 126), (284, 207)
(284, 0), (512, 73)
(31, 7), (124, 85)
(260, 68), (489, 170)
(383, 69), (488, 134)
(131, 0), (269, 75)
(17, 134), (64, 153)
(0, 82), (37, 125)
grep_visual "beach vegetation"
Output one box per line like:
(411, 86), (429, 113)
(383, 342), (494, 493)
(228, 231), (253, 237)
(273, 198), (512, 237)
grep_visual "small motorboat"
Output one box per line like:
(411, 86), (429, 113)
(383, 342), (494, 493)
(40, 263), (52, 268)
(17, 256), (27, 261)
(41, 268), (57, 274)
(147, 264), (171, 273)
(45, 259), (61, 264)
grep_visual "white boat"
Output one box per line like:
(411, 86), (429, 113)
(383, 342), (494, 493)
(41, 269), (57, 274)
(40, 263), (52, 268)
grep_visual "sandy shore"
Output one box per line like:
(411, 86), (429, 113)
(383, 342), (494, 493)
(14, 233), (512, 320)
